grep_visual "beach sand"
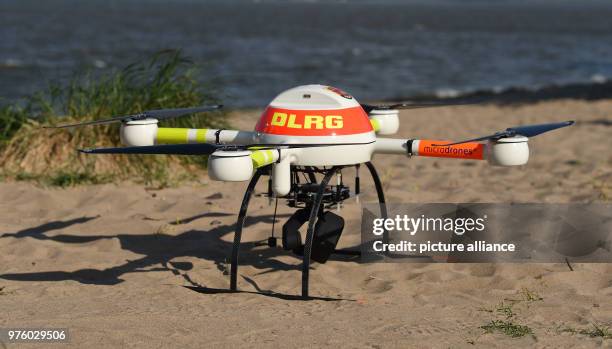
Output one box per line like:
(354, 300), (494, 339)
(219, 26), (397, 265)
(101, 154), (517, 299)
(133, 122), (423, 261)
(1, 99), (611, 348)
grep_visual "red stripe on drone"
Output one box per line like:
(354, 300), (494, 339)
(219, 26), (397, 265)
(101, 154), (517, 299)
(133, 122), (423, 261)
(255, 106), (373, 136)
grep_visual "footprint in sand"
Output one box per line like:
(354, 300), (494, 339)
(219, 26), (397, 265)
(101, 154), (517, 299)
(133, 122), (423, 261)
(362, 276), (395, 293)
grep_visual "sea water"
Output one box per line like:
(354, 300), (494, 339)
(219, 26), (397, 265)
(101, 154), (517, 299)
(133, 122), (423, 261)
(1, 0), (612, 106)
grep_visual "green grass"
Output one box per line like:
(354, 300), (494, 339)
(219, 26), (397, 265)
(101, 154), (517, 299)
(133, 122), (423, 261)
(481, 320), (534, 338)
(0, 105), (28, 146)
(474, 288), (609, 343)
(561, 323), (612, 339)
(49, 172), (103, 187)
(15, 171), (111, 187)
(496, 302), (516, 319)
(520, 288), (543, 302)
(0, 49), (227, 186)
(475, 288), (540, 340)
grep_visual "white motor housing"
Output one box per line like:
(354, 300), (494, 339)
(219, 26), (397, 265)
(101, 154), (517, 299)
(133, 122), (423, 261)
(120, 118), (158, 146)
(208, 150), (253, 181)
(369, 109), (399, 135)
(487, 136), (529, 166)
(272, 159), (291, 197)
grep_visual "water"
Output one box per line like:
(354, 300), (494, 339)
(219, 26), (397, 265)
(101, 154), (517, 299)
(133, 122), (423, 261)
(2, 0), (612, 107)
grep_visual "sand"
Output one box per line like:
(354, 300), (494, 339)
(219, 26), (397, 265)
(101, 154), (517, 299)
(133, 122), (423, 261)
(1, 99), (611, 348)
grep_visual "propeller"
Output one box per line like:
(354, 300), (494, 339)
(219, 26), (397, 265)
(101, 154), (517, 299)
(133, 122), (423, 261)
(433, 120), (575, 147)
(45, 105), (223, 129)
(80, 143), (220, 155)
(361, 99), (482, 113)
(79, 142), (374, 155)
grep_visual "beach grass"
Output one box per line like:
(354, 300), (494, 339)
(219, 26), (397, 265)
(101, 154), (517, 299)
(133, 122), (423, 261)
(0, 50), (227, 186)
(474, 288), (542, 341)
(560, 323), (612, 339)
(474, 288), (610, 343)
(477, 301), (532, 338)
(480, 320), (534, 338)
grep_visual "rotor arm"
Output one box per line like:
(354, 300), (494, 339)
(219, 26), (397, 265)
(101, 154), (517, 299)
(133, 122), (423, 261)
(118, 118), (257, 147)
(155, 127), (256, 146)
(374, 138), (485, 160)
(373, 138), (409, 155)
(373, 120), (573, 166)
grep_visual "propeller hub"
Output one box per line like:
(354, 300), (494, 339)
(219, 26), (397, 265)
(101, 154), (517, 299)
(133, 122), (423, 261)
(490, 135), (528, 143)
(123, 118), (158, 125)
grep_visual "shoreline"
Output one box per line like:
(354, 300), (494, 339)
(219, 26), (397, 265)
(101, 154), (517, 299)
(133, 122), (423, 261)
(361, 80), (612, 106)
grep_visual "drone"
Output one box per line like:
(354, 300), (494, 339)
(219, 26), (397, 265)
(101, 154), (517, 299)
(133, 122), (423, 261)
(49, 84), (574, 298)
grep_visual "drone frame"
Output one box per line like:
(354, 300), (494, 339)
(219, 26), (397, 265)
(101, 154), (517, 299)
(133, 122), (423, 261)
(51, 84), (575, 299)
(230, 162), (388, 298)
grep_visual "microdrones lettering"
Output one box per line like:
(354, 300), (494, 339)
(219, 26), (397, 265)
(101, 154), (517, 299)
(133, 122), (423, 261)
(423, 145), (475, 156)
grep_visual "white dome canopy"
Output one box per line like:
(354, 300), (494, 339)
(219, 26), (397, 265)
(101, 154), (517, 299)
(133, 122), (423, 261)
(268, 84), (361, 110)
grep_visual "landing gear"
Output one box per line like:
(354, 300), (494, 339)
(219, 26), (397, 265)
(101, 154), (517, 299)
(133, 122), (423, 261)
(229, 162), (386, 299)
(267, 237), (277, 248)
(229, 167), (265, 291)
(300, 167), (339, 298)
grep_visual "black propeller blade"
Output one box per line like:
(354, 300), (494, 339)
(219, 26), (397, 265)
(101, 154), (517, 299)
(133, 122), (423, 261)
(503, 121), (576, 137)
(79, 141), (375, 156)
(361, 99), (482, 113)
(80, 143), (220, 155)
(46, 105), (223, 129)
(143, 105), (223, 120)
(434, 121), (575, 147)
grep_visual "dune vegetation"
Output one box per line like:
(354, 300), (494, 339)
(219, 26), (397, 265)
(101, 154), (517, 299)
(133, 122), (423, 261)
(0, 50), (227, 187)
